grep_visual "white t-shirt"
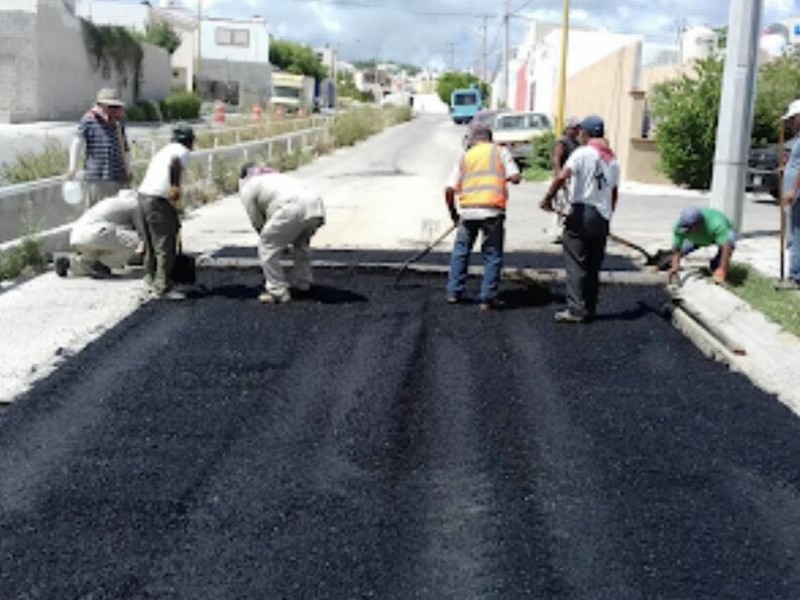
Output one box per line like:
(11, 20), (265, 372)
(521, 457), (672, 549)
(138, 142), (191, 198)
(446, 144), (519, 220)
(564, 145), (620, 221)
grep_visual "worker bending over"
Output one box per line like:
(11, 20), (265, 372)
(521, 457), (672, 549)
(668, 206), (736, 285)
(55, 190), (142, 278)
(445, 126), (521, 311)
(238, 164), (326, 304)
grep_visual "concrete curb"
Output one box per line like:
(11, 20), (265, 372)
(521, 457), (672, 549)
(196, 255), (669, 286)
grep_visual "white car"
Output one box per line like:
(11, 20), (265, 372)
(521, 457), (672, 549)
(493, 112), (552, 163)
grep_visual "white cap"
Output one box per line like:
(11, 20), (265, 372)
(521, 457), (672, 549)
(783, 99), (800, 120)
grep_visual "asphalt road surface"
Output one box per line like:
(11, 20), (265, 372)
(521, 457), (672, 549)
(3, 269), (800, 599)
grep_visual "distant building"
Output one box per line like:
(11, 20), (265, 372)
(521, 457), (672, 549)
(315, 46), (338, 109)
(76, 0), (272, 107)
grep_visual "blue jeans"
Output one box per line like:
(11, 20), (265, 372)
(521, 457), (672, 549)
(680, 230), (737, 271)
(791, 203), (800, 282)
(446, 216), (505, 302)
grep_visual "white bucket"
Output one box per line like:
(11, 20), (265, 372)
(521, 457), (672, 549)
(62, 180), (82, 206)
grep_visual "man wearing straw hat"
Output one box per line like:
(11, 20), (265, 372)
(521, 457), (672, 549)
(66, 88), (131, 209)
(779, 99), (800, 290)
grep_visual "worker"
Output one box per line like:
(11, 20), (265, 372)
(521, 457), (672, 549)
(54, 190), (142, 279)
(668, 206), (736, 285)
(238, 164), (326, 304)
(445, 126), (522, 311)
(66, 88), (131, 209)
(547, 117), (582, 242)
(540, 115), (620, 324)
(779, 99), (800, 289)
(137, 123), (195, 300)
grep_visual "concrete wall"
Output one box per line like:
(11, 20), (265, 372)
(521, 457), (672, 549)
(201, 59), (272, 108)
(562, 41), (642, 181)
(0, 0), (171, 123)
(75, 0), (149, 31)
(201, 18), (269, 64)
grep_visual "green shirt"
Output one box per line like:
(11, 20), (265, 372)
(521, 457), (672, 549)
(672, 208), (734, 249)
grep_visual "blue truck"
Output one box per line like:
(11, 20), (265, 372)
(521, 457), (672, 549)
(450, 85), (482, 124)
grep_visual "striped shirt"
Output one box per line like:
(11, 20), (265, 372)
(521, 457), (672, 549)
(77, 109), (128, 182)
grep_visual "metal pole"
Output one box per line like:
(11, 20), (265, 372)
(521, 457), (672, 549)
(710, 0), (764, 230)
(555, 0), (571, 135)
(779, 117), (786, 281)
(195, 0), (202, 94)
(503, 0), (510, 108)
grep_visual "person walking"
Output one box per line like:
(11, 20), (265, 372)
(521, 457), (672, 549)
(55, 190), (142, 278)
(238, 164), (326, 304)
(546, 117), (582, 242)
(445, 126), (522, 311)
(779, 99), (800, 289)
(667, 206), (736, 285)
(136, 123), (194, 300)
(540, 115), (620, 323)
(66, 88), (131, 209)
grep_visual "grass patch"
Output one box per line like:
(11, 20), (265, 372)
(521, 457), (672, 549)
(0, 138), (69, 185)
(523, 165), (551, 182)
(725, 263), (800, 337)
(0, 238), (45, 281)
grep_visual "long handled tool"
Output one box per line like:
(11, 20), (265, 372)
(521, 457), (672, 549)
(779, 116), (787, 282)
(608, 232), (672, 269)
(394, 224), (457, 285)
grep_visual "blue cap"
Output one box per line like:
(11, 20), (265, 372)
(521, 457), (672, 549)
(580, 115), (605, 138)
(677, 206), (703, 233)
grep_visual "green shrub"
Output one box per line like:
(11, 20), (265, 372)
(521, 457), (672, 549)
(0, 238), (44, 281)
(0, 138), (68, 185)
(140, 99), (163, 122)
(330, 108), (381, 147)
(126, 105), (147, 122)
(162, 90), (201, 120)
(528, 131), (556, 171)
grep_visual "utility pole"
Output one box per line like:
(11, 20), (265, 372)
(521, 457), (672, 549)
(710, 0), (763, 229)
(503, 0), (510, 108)
(445, 41), (456, 72)
(555, 0), (571, 135)
(194, 0), (202, 94)
(477, 14), (491, 82)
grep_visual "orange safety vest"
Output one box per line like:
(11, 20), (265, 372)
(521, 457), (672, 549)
(457, 142), (508, 211)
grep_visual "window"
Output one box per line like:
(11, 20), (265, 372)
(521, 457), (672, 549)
(215, 27), (250, 47)
(453, 93), (478, 106)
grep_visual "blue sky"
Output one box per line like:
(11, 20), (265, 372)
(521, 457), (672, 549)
(163, 0), (799, 70)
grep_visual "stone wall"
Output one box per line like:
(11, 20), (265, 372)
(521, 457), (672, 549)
(0, 0), (171, 123)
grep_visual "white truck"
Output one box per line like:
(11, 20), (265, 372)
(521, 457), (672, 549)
(492, 112), (552, 164)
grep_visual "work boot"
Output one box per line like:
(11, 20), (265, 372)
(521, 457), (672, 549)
(259, 291), (291, 304)
(479, 298), (506, 312)
(55, 257), (70, 278)
(160, 289), (187, 301)
(554, 309), (585, 324)
(446, 294), (463, 305)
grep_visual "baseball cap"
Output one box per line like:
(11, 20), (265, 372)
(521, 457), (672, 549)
(470, 125), (493, 143)
(171, 122), (195, 145)
(783, 99), (800, 120)
(96, 88), (124, 107)
(677, 206), (703, 233)
(580, 115), (604, 138)
(565, 116), (581, 129)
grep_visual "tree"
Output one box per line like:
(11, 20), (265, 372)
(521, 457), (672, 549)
(138, 21), (182, 54)
(752, 56), (800, 146)
(336, 71), (375, 103)
(269, 39), (327, 81)
(436, 72), (490, 107)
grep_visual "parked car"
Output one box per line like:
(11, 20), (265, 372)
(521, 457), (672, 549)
(747, 136), (796, 200)
(462, 110), (499, 148)
(492, 111), (552, 164)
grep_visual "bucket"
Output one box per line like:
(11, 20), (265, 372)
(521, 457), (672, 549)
(62, 180), (82, 206)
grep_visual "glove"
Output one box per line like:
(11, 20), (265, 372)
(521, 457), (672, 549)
(449, 206), (459, 225)
(168, 185), (181, 203)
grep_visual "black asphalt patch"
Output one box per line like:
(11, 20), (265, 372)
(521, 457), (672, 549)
(3, 270), (800, 598)
(210, 246), (641, 271)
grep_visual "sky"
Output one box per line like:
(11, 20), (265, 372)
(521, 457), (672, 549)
(167, 0), (798, 71)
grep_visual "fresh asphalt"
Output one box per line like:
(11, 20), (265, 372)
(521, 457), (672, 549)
(3, 266), (800, 599)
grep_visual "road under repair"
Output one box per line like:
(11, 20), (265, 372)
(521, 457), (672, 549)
(3, 265), (800, 599)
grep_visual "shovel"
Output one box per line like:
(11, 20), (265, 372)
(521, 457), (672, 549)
(608, 233), (673, 269)
(394, 224), (457, 285)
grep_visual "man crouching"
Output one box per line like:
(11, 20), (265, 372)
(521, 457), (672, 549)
(238, 164), (326, 303)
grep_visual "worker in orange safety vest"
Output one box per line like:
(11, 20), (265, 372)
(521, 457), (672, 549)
(445, 126), (522, 311)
